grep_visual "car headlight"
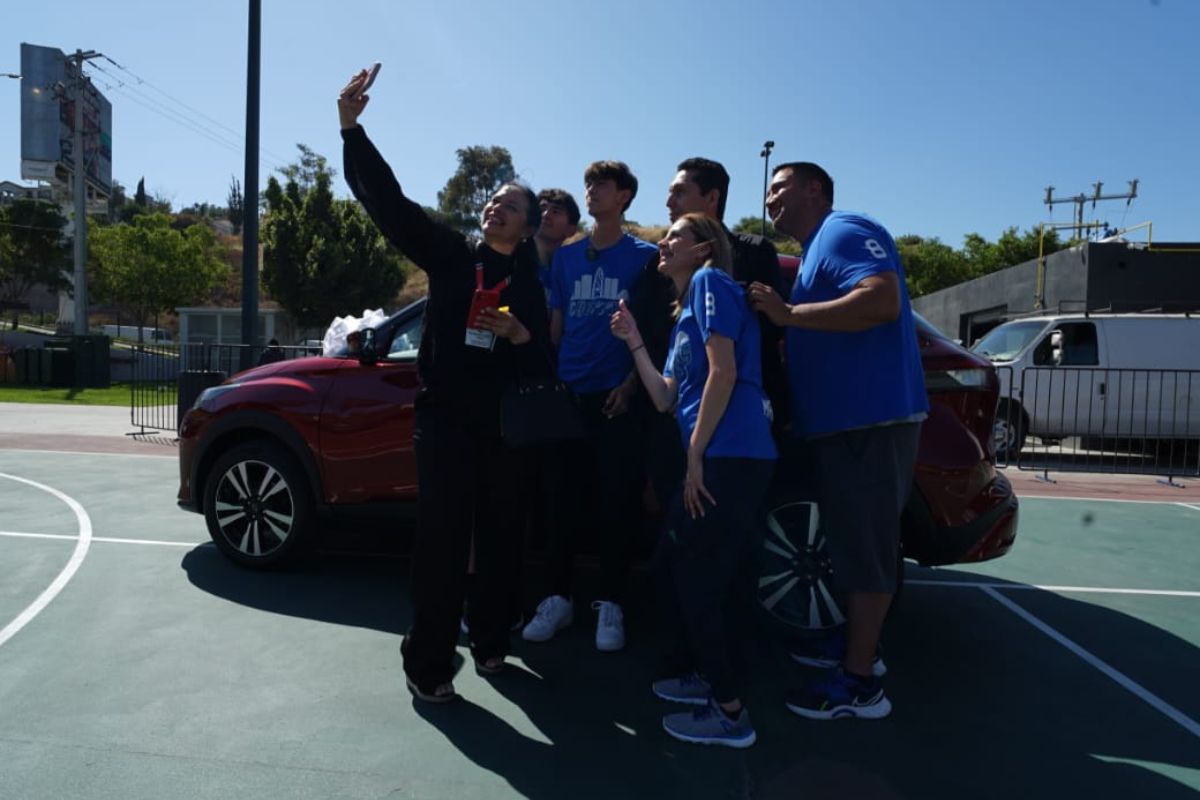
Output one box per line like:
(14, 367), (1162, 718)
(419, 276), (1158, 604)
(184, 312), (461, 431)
(924, 368), (991, 392)
(193, 384), (241, 410)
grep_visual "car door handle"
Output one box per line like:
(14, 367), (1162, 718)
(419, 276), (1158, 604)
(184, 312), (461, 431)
(1097, 382), (1106, 396)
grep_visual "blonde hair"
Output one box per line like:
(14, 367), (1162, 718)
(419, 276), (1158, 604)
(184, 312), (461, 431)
(677, 212), (733, 273)
(672, 213), (734, 319)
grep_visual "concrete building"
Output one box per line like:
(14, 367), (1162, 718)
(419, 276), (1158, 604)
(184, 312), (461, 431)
(912, 240), (1200, 346)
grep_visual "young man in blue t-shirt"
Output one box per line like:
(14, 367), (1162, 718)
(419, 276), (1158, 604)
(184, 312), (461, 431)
(748, 162), (928, 721)
(522, 161), (658, 653)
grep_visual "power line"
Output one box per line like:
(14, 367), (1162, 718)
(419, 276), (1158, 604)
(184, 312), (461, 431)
(100, 55), (291, 166)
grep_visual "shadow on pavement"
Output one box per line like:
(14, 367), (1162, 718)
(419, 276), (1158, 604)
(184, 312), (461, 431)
(180, 544), (1200, 799)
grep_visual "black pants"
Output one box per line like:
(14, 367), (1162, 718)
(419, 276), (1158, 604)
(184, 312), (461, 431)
(655, 457), (774, 705)
(403, 404), (523, 688)
(543, 389), (645, 603)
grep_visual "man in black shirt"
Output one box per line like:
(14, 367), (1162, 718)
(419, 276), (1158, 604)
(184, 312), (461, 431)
(666, 158), (788, 433)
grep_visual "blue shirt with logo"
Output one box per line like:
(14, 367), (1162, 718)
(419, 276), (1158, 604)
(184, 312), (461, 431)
(550, 234), (658, 393)
(665, 267), (777, 460)
(785, 211), (928, 437)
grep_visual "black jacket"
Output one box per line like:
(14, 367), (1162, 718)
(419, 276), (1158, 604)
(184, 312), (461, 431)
(341, 125), (550, 425)
(725, 228), (790, 432)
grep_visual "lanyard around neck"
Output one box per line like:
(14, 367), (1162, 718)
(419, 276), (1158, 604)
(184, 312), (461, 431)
(475, 263), (512, 293)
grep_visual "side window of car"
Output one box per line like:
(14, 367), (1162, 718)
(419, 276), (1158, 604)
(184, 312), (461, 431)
(385, 312), (423, 361)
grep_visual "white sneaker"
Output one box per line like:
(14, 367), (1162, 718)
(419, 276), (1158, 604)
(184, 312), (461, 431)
(522, 595), (573, 642)
(593, 600), (625, 652)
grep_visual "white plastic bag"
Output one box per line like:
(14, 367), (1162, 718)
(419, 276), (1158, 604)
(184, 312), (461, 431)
(321, 308), (387, 357)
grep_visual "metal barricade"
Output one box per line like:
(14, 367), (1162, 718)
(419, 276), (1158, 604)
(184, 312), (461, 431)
(129, 342), (318, 433)
(999, 366), (1199, 484)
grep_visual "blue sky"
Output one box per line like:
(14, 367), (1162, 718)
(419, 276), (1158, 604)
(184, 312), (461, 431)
(3, 0), (1197, 245)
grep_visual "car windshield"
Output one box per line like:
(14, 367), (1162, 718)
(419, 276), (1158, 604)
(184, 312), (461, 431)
(971, 320), (1048, 362)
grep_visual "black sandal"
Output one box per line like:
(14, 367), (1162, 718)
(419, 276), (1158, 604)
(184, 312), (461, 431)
(405, 676), (459, 704)
(474, 656), (505, 676)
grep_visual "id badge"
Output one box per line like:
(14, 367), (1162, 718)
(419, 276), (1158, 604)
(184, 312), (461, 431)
(465, 287), (500, 350)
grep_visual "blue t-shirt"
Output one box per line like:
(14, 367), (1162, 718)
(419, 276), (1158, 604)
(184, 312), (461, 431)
(665, 267), (777, 460)
(537, 264), (553, 309)
(785, 211), (928, 437)
(550, 233), (658, 393)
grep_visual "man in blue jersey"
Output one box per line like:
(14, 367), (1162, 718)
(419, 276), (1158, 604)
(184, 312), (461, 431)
(748, 162), (928, 720)
(522, 160), (659, 652)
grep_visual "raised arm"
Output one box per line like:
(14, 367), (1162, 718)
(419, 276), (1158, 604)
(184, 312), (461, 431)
(337, 72), (464, 271)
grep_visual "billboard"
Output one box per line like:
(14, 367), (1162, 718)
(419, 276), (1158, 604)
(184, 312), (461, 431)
(19, 42), (113, 197)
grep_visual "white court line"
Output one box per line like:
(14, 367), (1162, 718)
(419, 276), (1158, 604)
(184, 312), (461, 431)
(0, 530), (207, 549)
(0, 447), (175, 460)
(980, 586), (1200, 740)
(0, 473), (92, 649)
(909, 579), (1200, 598)
(1177, 503), (1200, 513)
(1018, 495), (1192, 506)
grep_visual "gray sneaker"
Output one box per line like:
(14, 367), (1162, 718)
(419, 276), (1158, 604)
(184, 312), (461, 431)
(663, 699), (757, 749)
(652, 672), (712, 706)
(521, 595), (573, 642)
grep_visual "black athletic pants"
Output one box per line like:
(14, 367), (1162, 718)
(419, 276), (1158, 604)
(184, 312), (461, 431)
(543, 389), (645, 603)
(655, 457), (774, 705)
(403, 404), (523, 688)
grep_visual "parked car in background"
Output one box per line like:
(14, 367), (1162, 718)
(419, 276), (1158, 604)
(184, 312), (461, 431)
(178, 262), (1019, 632)
(972, 313), (1200, 457)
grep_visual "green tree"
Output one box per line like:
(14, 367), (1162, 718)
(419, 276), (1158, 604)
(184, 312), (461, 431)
(89, 213), (230, 340)
(0, 200), (72, 308)
(278, 144), (334, 192)
(227, 176), (244, 235)
(896, 235), (971, 298)
(436, 145), (516, 233)
(262, 149), (407, 330)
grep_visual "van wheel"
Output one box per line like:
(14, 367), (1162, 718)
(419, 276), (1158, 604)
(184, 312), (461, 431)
(993, 400), (1027, 459)
(203, 441), (313, 568)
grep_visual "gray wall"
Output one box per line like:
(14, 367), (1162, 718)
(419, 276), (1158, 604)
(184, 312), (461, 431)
(911, 242), (1200, 343)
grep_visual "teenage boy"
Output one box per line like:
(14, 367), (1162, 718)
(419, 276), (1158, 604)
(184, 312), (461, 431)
(523, 161), (658, 652)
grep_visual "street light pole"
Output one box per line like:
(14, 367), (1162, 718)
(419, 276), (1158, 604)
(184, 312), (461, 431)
(69, 50), (101, 337)
(241, 0), (261, 370)
(760, 140), (775, 236)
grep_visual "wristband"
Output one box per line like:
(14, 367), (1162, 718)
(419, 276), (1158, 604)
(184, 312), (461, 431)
(630, 344), (646, 354)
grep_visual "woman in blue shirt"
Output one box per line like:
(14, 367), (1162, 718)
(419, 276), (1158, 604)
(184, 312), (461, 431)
(610, 212), (776, 749)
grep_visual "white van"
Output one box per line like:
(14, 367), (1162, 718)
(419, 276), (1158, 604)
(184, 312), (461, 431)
(971, 314), (1200, 454)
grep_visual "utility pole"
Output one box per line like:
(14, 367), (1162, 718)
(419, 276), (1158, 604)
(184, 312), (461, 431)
(1043, 179), (1138, 241)
(760, 140), (775, 236)
(241, 0), (262, 370)
(69, 49), (102, 336)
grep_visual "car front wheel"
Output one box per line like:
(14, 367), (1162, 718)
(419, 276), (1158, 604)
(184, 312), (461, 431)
(757, 500), (847, 634)
(203, 441), (313, 567)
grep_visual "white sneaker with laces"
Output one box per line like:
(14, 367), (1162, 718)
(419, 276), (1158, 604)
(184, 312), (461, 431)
(593, 600), (625, 652)
(521, 595), (573, 642)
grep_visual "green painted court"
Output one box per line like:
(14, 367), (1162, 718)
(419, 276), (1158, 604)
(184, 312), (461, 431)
(1, 447), (1197, 799)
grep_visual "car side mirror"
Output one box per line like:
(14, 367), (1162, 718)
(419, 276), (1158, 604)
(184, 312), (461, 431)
(1049, 329), (1063, 367)
(358, 328), (378, 366)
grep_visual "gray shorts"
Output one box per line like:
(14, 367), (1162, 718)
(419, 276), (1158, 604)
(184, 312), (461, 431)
(813, 422), (921, 594)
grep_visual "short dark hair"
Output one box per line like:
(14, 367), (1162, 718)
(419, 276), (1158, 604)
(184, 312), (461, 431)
(772, 161), (834, 205)
(676, 157), (731, 221)
(536, 188), (581, 226)
(496, 182), (541, 230)
(584, 160), (638, 212)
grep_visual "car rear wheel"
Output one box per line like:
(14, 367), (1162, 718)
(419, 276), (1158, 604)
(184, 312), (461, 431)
(203, 441), (313, 567)
(757, 500), (847, 634)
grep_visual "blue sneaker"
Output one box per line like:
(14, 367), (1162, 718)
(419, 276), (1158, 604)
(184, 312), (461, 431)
(785, 666), (892, 720)
(652, 672), (712, 706)
(788, 629), (887, 677)
(663, 699), (757, 748)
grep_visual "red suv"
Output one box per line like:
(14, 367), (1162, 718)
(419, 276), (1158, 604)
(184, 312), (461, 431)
(178, 274), (1017, 630)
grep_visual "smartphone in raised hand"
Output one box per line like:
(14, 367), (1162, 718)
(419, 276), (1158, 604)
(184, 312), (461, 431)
(354, 62), (382, 99)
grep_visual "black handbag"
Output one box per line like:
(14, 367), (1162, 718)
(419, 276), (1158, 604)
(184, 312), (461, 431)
(500, 377), (586, 447)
